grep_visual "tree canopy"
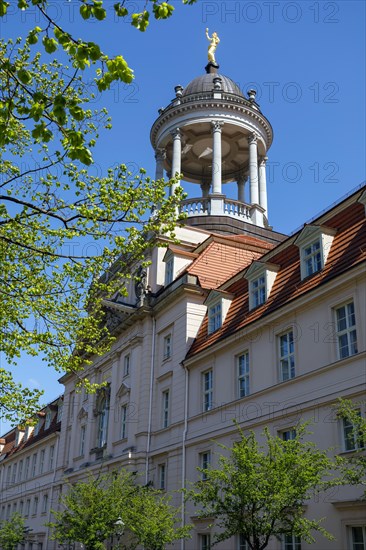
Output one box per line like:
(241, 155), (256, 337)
(0, 0), (196, 424)
(190, 424), (342, 550)
(0, 512), (26, 550)
(48, 470), (191, 550)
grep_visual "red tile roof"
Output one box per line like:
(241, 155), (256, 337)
(187, 198), (366, 359)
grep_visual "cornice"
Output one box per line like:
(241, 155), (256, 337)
(150, 98), (273, 148)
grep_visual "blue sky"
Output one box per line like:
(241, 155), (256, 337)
(1, 0), (365, 433)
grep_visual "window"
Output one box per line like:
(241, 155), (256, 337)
(199, 533), (211, 550)
(158, 463), (166, 490)
(279, 330), (295, 381)
(208, 302), (221, 334)
(121, 405), (128, 440)
(34, 419), (41, 436)
(281, 429), (297, 441)
(19, 501), (24, 516)
(57, 400), (63, 422)
(49, 445), (55, 471)
(350, 526), (366, 550)
(39, 450), (45, 474)
(251, 275), (266, 308)
(162, 390), (170, 428)
(80, 425), (86, 456)
(238, 535), (249, 550)
(68, 391), (75, 422)
(163, 334), (172, 359)
(24, 457), (30, 479)
(32, 496), (39, 516)
(303, 239), (321, 277)
(123, 354), (130, 376)
(200, 451), (211, 481)
(202, 370), (213, 412)
(96, 388), (110, 448)
(165, 258), (174, 285)
(18, 460), (23, 482)
(45, 409), (52, 430)
(25, 499), (30, 517)
(11, 463), (17, 484)
(6, 465), (11, 485)
(31, 453), (37, 477)
(335, 301), (358, 359)
(283, 534), (301, 550)
(42, 494), (48, 514)
(237, 352), (249, 398)
(343, 414), (364, 452)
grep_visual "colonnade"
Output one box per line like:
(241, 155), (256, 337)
(154, 123), (268, 215)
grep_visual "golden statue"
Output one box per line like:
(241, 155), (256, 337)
(206, 28), (220, 65)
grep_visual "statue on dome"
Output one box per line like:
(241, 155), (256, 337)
(205, 28), (220, 65)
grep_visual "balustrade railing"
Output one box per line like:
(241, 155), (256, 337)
(181, 197), (252, 222)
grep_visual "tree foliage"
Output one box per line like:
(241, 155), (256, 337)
(336, 398), (366, 494)
(48, 470), (190, 550)
(0, 513), (26, 550)
(0, 0), (196, 424)
(190, 424), (342, 550)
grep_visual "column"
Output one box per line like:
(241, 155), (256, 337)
(211, 121), (223, 194)
(259, 156), (268, 215)
(154, 148), (166, 180)
(248, 133), (259, 205)
(237, 175), (246, 203)
(170, 128), (181, 196)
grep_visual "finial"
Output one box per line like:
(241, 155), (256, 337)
(205, 28), (220, 66)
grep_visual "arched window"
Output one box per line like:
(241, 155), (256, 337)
(96, 388), (110, 448)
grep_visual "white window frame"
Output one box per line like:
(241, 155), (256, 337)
(199, 533), (211, 550)
(237, 352), (250, 398)
(238, 534), (249, 550)
(158, 463), (166, 490)
(162, 390), (170, 429)
(342, 412), (364, 452)
(349, 525), (366, 550)
(165, 257), (174, 285)
(121, 404), (128, 440)
(295, 224), (336, 281)
(281, 428), (297, 441)
(48, 445), (55, 471)
(278, 329), (295, 381)
(335, 301), (358, 359)
(32, 496), (38, 516)
(282, 534), (301, 550)
(208, 301), (222, 334)
(96, 389), (110, 448)
(200, 450), (211, 481)
(123, 353), (130, 377)
(41, 494), (48, 515)
(31, 453), (37, 477)
(80, 425), (86, 456)
(250, 275), (266, 308)
(24, 457), (30, 479)
(18, 460), (23, 482)
(25, 499), (30, 517)
(163, 334), (172, 360)
(57, 400), (63, 423)
(39, 449), (45, 474)
(202, 370), (213, 412)
(45, 409), (52, 430)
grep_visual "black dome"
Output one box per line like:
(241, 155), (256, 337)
(182, 73), (244, 97)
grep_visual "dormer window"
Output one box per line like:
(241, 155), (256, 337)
(45, 410), (52, 430)
(245, 262), (279, 311)
(206, 290), (234, 335)
(294, 225), (336, 281)
(208, 302), (222, 333)
(56, 399), (63, 423)
(251, 275), (266, 308)
(165, 258), (174, 285)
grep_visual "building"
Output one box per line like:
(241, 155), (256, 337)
(0, 57), (365, 550)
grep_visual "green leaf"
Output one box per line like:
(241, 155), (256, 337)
(0, 1), (10, 17)
(42, 36), (58, 53)
(114, 2), (128, 17)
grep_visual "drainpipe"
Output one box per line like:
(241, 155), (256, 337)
(145, 315), (156, 484)
(44, 431), (60, 550)
(181, 363), (189, 550)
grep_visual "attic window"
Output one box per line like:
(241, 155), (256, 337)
(208, 302), (222, 334)
(206, 291), (234, 335)
(165, 258), (174, 285)
(45, 409), (52, 430)
(294, 225), (336, 281)
(245, 262), (279, 311)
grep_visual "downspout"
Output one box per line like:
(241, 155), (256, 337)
(44, 430), (60, 550)
(181, 362), (189, 550)
(145, 315), (156, 484)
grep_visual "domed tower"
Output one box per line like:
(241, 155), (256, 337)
(150, 38), (274, 236)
